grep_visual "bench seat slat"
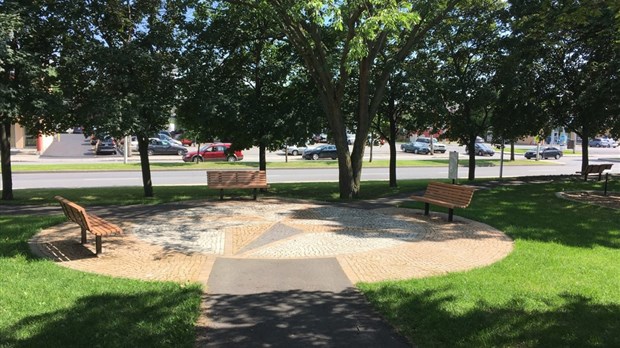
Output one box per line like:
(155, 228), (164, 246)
(411, 196), (459, 209)
(88, 214), (122, 236)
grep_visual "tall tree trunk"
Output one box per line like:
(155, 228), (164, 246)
(0, 121), (14, 200)
(578, 127), (590, 173)
(259, 142), (266, 171)
(387, 89), (398, 187)
(388, 137), (397, 187)
(138, 136), (153, 197)
(323, 101), (356, 199)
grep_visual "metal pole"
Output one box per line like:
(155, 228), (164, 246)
(123, 135), (129, 164)
(369, 133), (373, 163)
(499, 138), (504, 179)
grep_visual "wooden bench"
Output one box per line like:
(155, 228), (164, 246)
(207, 170), (269, 200)
(410, 182), (476, 222)
(54, 196), (122, 254)
(576, 163), (613, 181)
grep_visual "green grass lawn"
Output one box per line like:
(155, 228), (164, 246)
(0, 180), (434, 206)
(1, 178), (618, 347)
(360, 179), (620, 347)
(5, 157), (546, 172)
(0, 214), (202, 348)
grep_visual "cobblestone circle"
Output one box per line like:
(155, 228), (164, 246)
(30, 198), (513, 284)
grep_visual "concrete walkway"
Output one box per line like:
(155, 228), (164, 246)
(17, 197), (513, 347)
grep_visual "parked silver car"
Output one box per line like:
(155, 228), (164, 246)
(414, 137), (447, 153)
(282, 145), (307, 156)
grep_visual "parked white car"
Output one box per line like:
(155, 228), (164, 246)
(119, 135), (139, 152)
(154, 133), (183, 147)
(414, 137), (447, 153)
(282, 145), (307, 156)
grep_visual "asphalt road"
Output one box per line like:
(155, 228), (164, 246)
(3, 157), (598, 189)
(6, 134), (620, 189)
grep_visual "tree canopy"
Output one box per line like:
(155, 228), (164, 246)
(507, 0), (620, 171)
(2, 0), (619, 200)
(178, 1), (321, 170)
(0, 1), (66, 200)
(58, 0), (187, 197)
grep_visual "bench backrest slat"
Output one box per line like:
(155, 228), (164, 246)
(584, 164), (613, 174)
(54, 195), (92, 231)
(207, 170), (267, 186)
(423, 182), (475, 208)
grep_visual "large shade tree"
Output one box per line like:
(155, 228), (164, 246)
(372, 64), (426, 187)
(407, 0), (507, 180)
(492, 30), (550, 161)
(178, 2), (320, 170)
(248, 0), (462, 198)
(0, 2), (65, 200)
(58, 0), (186, 197)
(508, 0), (620, 172)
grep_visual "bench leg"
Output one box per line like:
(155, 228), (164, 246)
(219, 189), (224, 200)
(604, 173), (610, 196)
(448, 209), (454, 222)
(95, 235), (102, 255)
(424, 203), (430, 216)
(81, 228), (87, 244)
(253, 188), (257, 200)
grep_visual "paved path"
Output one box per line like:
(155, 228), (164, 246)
(20, 197), (513, 347)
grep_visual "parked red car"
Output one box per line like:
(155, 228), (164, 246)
(174, 133), (194, 146)
(179, 138), (193, 146)
(182, 143), (244, 162)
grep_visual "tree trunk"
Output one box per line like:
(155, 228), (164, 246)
(577, 126), (589, 173)
(581, 140), (589, 173)
(259, 142), (266, 171)
(388, 113), (398, 187)
(317, 89), (357, 198)
(388, 137), (397, 187)
(138, 135), (153, 197)
(0, 121), (14, 200)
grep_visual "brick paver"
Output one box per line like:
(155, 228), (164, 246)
(28, 198), (513, 285)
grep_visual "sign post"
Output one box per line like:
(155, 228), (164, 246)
(449, 151), (459, 184)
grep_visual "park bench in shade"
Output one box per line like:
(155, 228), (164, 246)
(576, 164), (613, 181)
(410, 182), (476, 222)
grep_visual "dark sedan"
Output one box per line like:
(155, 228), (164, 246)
(147, 138), (188, 156)
(303, 144), (337, 160)
(465, 143), (495, 156)
(524, 146), (563, 160)
(400, 141), (430, 154)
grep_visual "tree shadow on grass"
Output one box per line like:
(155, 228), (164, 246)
(0, 215), (66, 260)
(0, 289), (202, 348)
(436, 182), (620, 249)
(364, 286), (620, 347)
